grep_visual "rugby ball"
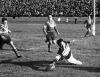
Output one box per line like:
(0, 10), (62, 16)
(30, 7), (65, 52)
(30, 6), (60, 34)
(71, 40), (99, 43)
(45, 64), (55, 71)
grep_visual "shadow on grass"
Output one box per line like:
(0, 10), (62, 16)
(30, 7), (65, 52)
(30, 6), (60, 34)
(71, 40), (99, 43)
(94, 48), (100, 52)
(57, 63), (100, 72)
(0, 59), (52, 71)
(0, 59), (100, 72)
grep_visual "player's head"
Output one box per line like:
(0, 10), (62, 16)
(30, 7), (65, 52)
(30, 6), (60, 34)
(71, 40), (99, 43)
(2, 17), (7, 24)
(48, 15), (52, 20)
(88, 15), (91, 19)
(57, 38), (63, 47)
(88, 15), (92, 22)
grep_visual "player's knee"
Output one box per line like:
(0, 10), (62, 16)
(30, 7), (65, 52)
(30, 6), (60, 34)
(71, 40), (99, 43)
(53, 40), (56, 44)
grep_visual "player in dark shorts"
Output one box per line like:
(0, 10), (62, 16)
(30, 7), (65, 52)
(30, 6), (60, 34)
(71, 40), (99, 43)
(46, 38), (82, 71)
(43, 15), (60, 52)
(84, 15), (93, 37)
(0, 17), (21, 58)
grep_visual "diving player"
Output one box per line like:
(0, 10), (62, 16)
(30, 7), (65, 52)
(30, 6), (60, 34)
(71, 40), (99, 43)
(46, 38), (82, 70)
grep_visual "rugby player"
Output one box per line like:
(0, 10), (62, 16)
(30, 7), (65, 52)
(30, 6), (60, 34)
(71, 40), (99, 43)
(0, 17), (11, 34)
(0, 17), (22, 58)
(43, 15), (60, 52)
(84, 15), (93, 37)
(46, 38), (82, 70)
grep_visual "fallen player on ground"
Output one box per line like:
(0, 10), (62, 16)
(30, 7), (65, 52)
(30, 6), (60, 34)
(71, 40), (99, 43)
(46, 38), (82, 71)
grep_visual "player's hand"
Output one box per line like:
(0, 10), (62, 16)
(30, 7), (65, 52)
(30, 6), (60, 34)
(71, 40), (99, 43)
(8, 30), (11, 33)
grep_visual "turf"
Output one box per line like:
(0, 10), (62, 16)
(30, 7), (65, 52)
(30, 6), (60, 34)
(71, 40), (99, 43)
(0, 17), (100, 77)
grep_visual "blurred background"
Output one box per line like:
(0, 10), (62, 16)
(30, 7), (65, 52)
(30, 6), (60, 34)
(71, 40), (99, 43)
(0, 0), (100, 17)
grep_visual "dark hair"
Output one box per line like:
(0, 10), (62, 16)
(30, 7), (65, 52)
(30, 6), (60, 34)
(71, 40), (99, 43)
(2, 17), (7, 23)
(57, 38), (63, 46)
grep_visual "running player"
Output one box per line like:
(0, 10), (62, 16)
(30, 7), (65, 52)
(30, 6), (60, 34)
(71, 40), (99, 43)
(0, 17), (22, 58)
(46, 38), (82, 70)
(84, 15), (93, 37)
(43, 15), (60, 52)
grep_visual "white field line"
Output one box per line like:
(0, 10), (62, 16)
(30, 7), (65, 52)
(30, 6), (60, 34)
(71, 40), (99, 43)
(12, 33), (45, 41)
(0, 45), (47, 56)
(27, 45), (47, 50)
(74, 52), (100, 57)
(0, 36), (98, 57)
(18, 23), (43, 25)
(0, 34), (46, 56)
(0, 45), (47, 61)
(12, 37), (45, 41)
(0, 45), (100, 57)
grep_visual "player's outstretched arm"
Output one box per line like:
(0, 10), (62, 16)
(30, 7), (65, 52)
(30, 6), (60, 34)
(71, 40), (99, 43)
(8, 29), (11, 33)
(42, 25), (47, 36)
(54, 26), (60, 35)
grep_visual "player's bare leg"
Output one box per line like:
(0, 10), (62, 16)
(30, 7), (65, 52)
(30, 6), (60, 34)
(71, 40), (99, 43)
(0, 43), (3, 49)
(84, 30), (89, 37)
(84, 28), (90, 37)
(9, 41), (22, 58)
(48, 41), (52, 52)
(84, 27), (91, 37)
(48, 43), (51, 52)
(0, 37), (3, 49)
(48, 40), (56, 52)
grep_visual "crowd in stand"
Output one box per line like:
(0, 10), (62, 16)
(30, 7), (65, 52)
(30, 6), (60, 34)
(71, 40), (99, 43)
(0, 0), (99, 17)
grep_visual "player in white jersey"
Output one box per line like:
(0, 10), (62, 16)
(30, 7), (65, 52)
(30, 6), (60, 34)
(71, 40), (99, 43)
(43, 15), (60, 52)
(0, 17), (11, 34)
(84, 15), (93, 37)
(0, 17), (21, 58)
(46, 38), (82, 71)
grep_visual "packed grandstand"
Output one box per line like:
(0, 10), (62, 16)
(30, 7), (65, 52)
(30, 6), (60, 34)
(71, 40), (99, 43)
(0, 0), (100, 17)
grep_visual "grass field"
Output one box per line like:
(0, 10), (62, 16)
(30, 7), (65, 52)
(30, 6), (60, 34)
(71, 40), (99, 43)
(0, 17), (100, 77)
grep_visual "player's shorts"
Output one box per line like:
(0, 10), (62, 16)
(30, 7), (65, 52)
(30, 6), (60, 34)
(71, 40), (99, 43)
(86, 24), (91, 29)
(0, 33), (11, 44)
(46, 32), (56, 42)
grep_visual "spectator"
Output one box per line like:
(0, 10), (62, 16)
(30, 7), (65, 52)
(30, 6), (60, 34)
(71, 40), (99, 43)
(0, 0), (98, 17)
